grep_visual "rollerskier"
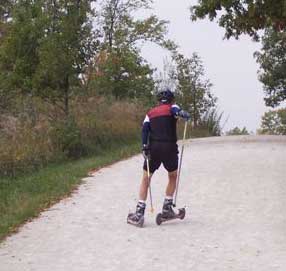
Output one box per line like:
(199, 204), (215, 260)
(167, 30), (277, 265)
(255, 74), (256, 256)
(127, 88), (190, 227)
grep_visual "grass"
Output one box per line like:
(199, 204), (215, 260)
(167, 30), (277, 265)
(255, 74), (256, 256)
(0, 141), (140, 242)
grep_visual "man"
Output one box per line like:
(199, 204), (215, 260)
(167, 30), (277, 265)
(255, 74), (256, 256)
(127, 89), (190, 226)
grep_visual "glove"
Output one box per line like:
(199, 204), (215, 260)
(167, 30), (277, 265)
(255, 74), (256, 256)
(179, 110), (191, 121)
(142, 144), (150, 160)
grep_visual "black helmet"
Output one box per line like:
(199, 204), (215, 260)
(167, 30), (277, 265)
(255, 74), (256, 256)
(157, 88), (174, 104)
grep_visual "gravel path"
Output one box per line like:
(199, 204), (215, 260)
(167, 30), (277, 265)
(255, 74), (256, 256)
(1, 135), (286, 271)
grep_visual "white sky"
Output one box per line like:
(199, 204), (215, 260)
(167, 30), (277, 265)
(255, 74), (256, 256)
(139, 0), (269, 133)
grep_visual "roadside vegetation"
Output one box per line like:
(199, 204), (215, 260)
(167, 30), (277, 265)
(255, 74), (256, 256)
(191, 1), (286, 134)
(0, 141), (140, 241)
(226, 127), (250, 136)
(2, 0), (285, 241)
(0, 0), (223, 240)
(258, 108), (286, 135)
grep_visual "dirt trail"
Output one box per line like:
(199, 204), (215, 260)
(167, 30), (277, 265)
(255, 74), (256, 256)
(1, 135), (286, 271)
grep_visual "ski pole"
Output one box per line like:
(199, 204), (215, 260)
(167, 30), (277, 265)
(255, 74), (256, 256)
(174, 121), (188, 207)
(146, 157), (154, 213)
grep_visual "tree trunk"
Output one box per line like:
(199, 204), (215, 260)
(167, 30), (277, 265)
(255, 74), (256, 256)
(64, 76), (69, 118)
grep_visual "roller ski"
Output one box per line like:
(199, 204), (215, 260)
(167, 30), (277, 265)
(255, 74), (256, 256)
(127, 201), (145, 228)
(156, 198), (186, 225)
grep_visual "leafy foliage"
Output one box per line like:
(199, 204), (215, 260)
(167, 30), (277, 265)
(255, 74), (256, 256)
(258, 108), (286, 135)
(52, 117), (83, 159)
(35, 0), (97, 116)
(174, 53), (217, 127)
(88, 0), (171, 100)
(0, 0), (96, 116)
(0, 0), (14, 20)
(190, 0), (286, 40)
(0, 1), (45, 99)
(226, 127), (249, 136)
(89, 48), (154, 101)
(254, 28), (286, 107)
(0, 0), (14, 42)
(155, 53), (220, 131)
(0, 0), (224, 178)
(96, 0), (169, 50)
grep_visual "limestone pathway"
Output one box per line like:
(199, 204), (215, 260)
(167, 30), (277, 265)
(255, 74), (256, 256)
(0, 136), (286, 271)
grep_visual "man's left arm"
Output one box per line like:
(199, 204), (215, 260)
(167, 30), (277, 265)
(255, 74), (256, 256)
(171, 104), (191, 121)
(142, 115), (151, 159)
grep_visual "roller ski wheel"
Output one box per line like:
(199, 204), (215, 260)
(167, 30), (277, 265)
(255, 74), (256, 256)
(178, 207), (186, 219)
(156, 213), (163, 225)
(127, 213), (144, 228)
(156, 207), (186, 226)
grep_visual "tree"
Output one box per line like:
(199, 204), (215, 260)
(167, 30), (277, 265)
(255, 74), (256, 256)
(254, 28), (286, 107)
(0, 0), (13, 112)
(190, 0), (286, 40)
(259, 108), (286, 135)
(96, 0), (169, 51)
(89, 48), (154, 101)
(33, 0), (96, 117)
(0, 0), (14, 20)
(89, 0), (172, 100)
(226, 127), (249, 136)
(0, 1), (45, 113)
(0, 0), (15, 42)
(0, 0), (96, 117)
(174, 52), (217, 127)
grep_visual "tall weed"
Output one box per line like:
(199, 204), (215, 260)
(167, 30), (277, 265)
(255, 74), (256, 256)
(0, 116), (56, 176)
(0, 97), (145, 177)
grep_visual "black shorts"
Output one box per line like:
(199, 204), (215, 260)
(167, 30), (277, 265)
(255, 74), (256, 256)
(143, 142), (179, 173)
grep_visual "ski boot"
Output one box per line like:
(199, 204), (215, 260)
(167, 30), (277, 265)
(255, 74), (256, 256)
(156, 198), (186, 225)
(162, 198), (176, 219)
(127, 201), (145, 227)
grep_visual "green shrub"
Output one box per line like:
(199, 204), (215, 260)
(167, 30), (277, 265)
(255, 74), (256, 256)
(226, 127), (250, 136)
(52, 118), (85, 159)
(258, 108), (286, 135)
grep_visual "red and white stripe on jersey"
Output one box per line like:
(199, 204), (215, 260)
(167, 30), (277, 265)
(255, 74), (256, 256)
(147, 104), (172, 119)
(142, 103), (180, 144)
(143, 104), (180, 124)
